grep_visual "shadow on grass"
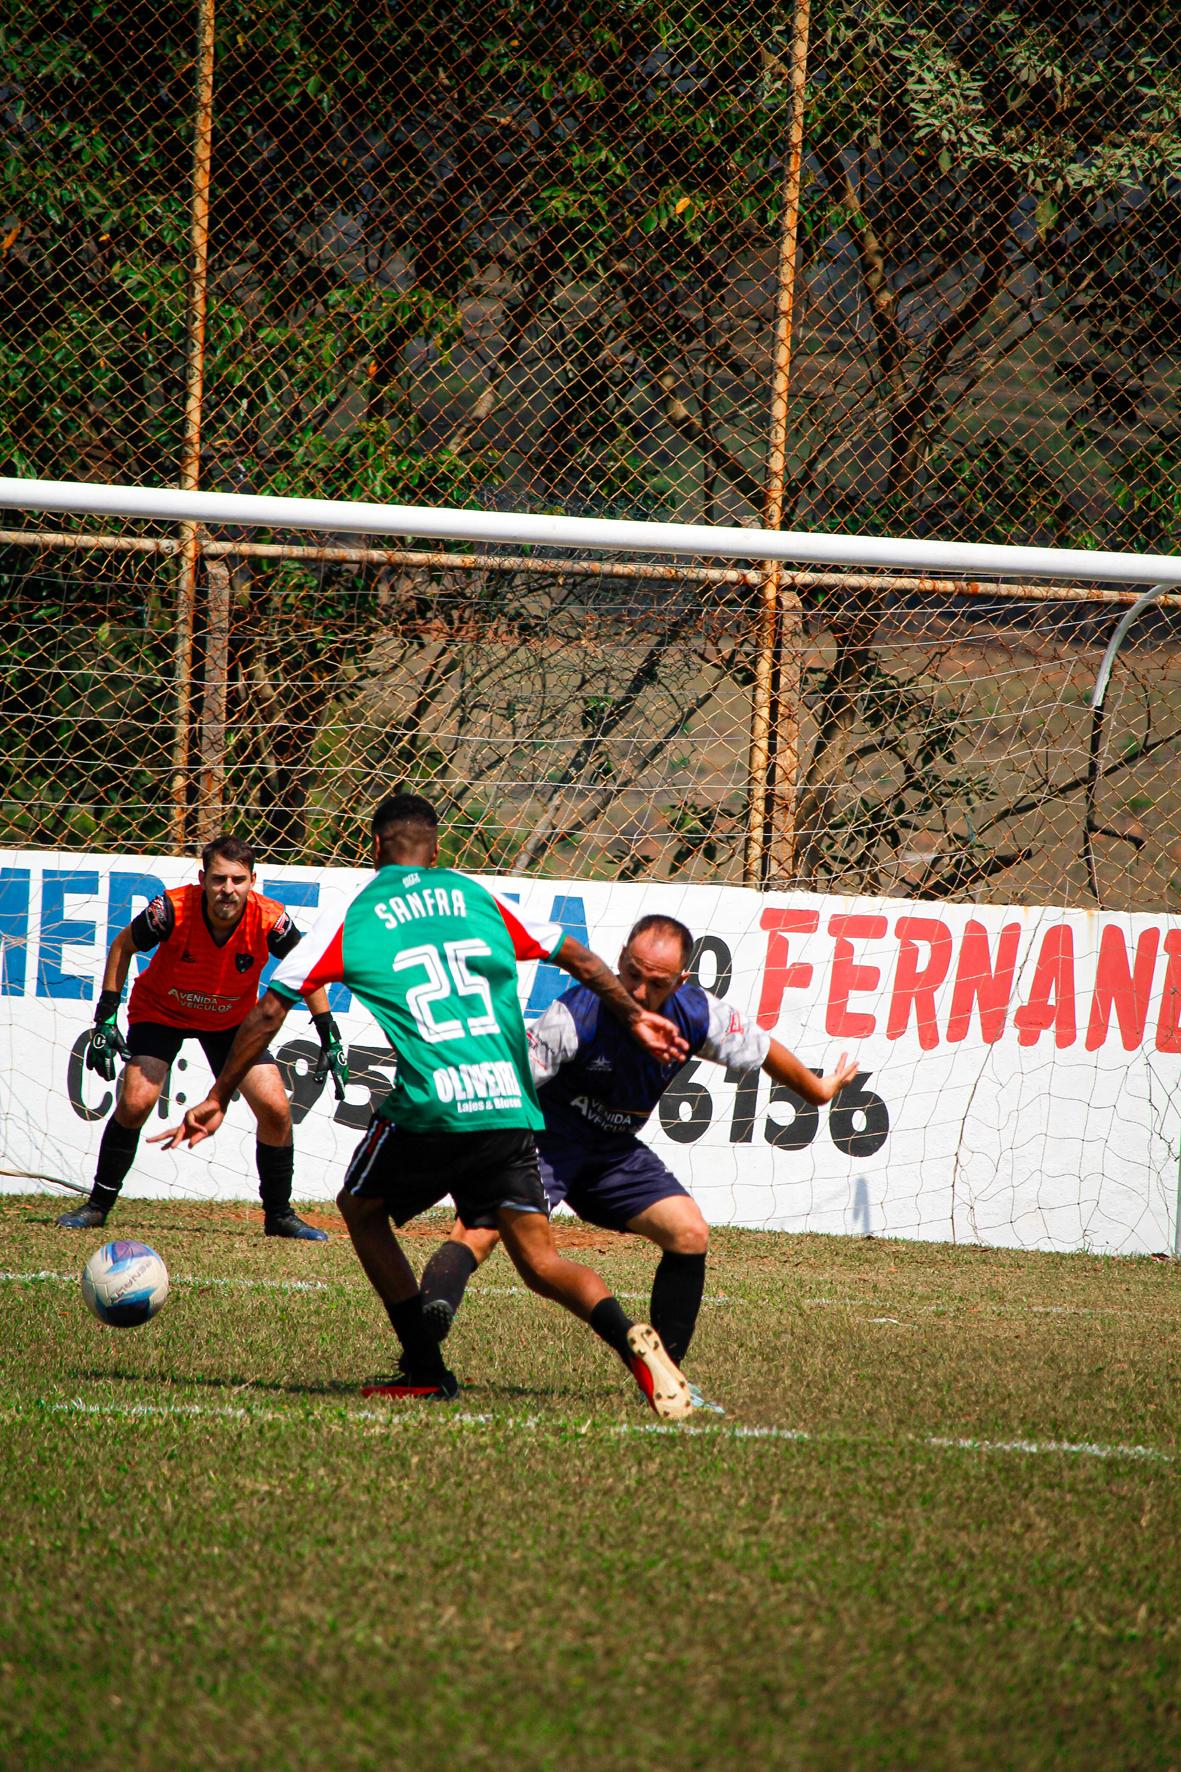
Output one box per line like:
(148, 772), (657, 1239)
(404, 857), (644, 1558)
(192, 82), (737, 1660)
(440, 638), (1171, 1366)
(28, 1214), (276, 1241)
(68, 1367), (366, 1400)
(64, 1367), (603, 1406)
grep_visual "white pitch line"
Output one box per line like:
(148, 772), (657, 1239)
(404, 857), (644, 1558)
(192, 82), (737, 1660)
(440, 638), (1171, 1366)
(6, 1396), (1173, 1464)
(0, 1271), (727, 1305)
(0, 1269), (335, 1293)
(924, 1434), (1169, 1463)
(0, 1273), (1165, 1324)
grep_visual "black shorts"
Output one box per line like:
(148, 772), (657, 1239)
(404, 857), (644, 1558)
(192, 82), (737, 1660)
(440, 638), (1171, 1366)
(342, 1120), (549, 1229)
(127, 1021), (278, 1073)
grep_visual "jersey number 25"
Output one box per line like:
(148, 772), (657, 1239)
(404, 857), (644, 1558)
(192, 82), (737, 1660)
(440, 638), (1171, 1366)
(393, 940), (500, 1043)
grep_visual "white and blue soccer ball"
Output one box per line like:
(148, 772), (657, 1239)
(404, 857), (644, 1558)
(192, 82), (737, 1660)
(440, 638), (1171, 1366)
(81, 1241), (170, 1328)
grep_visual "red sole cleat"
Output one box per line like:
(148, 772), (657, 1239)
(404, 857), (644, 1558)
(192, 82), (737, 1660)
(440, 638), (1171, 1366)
(626, 1324), (694, 1421)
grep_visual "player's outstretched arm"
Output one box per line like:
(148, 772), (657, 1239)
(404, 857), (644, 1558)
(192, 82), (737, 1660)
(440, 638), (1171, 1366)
(99, 925), (139, 999)
(763, 1040), (858, 1105)
(555, 936), (688, 1064)
(82, 926), (139, 1079)
(152, 989), (293, 1149)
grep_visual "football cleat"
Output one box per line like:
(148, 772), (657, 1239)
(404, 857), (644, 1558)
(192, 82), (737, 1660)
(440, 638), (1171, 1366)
(421, 1296), (455, 1343)
(263, 1211), (328, 1242)
(626, 1324), (694, 1421)
(57, 1203), (109, 1230)
(361, 1365), (459, 1402)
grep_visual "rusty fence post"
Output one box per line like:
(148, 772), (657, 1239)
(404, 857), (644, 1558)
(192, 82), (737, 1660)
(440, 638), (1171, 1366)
(198, 542), (231, 841)
(172, 0), (216, 851)
(744, 0), (812, 888)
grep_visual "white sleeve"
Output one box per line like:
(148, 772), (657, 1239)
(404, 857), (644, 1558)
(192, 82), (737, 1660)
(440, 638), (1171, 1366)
(270, 902), (346, 999)
(699, 991), (771, 1070)
(489, 890), (566, 962)
(527, 998), (580, 1085)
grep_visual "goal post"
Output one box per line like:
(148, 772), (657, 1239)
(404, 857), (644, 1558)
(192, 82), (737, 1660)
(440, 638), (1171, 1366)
(2, 474), (1180, 586)
(0, 476), (1178, 1257)
(5, 475), (1178, 893)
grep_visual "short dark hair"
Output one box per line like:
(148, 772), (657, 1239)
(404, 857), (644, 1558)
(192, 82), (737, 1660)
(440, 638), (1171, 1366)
(372, 792), (439, 837)
(626, 913), (694, 968)
(201, 834), (256, 873)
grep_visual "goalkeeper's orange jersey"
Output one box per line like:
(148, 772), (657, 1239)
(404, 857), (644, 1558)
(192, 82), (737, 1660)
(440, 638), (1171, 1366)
(127, 885), (299, 1031)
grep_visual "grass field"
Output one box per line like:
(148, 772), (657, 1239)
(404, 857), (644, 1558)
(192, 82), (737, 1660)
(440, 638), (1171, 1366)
(3, 1191), (1181, 1771)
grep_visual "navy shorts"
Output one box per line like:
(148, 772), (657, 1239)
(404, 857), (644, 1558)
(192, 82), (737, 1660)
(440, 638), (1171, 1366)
(342, 1119), (549, 1229)
(535, 1135), (690, 1233)
(128, 1020), (278, 1073)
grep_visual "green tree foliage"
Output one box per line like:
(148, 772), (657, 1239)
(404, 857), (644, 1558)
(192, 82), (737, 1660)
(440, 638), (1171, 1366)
(797, 0), (1181, 541)
(777, 0), (1181, 891)
(0, 546), (175, 850)
(1, 0), (786, 855)
(1, 0), (1177, 881)
(1, 0), (788, 511)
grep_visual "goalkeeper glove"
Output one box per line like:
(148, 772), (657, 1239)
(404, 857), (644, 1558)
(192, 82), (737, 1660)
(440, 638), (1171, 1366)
(312, 1012), (349, 1102)
(85, 989), (130, 1082)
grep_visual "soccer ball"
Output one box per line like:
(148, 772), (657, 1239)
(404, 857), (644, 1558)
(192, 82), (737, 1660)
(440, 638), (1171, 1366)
(81, 1240), (170, 1328)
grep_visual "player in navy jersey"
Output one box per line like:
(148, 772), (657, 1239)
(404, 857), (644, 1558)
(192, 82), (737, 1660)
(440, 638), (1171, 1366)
(419, 913), (858, 1375)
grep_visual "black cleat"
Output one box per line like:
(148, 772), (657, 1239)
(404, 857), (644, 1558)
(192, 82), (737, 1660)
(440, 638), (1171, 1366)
(421, 1296), (455, 1343)
(360, 1365), (459, 1402)
(264, 1211), (328, 1242)
(57, 1203), (108, 1229)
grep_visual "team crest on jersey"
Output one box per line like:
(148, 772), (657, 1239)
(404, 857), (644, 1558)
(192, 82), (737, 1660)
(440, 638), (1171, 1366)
(587, 1055), (613, 1073)
(235, 952), (256, 973)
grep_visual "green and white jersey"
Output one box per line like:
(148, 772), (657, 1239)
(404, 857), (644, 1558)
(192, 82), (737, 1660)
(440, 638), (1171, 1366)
(269, 866), (566, 1134)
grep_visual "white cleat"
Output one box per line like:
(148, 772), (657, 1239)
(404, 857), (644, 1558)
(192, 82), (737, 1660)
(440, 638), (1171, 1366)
(626, 1323), (695, 1421)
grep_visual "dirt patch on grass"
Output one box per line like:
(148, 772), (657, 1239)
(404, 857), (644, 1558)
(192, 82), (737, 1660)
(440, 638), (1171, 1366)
(192, 1200), (637, 1251)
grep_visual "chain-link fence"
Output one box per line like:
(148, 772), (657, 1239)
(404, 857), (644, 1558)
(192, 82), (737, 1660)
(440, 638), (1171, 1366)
(2, 0), (1179, 908)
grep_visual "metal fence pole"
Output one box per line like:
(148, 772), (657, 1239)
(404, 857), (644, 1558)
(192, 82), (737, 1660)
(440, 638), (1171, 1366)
(172, 0), (216, 851)
(744, 0), (811, 888)
(197, 545), (231, 840)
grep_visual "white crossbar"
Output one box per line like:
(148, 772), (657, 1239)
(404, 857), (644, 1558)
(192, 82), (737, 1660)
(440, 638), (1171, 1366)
(2, 476), (1179, 586)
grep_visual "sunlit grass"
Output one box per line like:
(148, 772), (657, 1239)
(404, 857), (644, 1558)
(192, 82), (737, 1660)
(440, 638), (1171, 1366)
(3, 1194), (1180, 1770)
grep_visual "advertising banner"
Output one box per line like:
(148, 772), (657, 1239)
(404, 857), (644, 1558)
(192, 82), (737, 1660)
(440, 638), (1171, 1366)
(1, 850), (1178, 1256)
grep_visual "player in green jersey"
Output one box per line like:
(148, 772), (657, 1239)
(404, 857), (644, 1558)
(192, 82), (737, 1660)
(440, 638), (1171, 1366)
(156, 793), (698, 1419)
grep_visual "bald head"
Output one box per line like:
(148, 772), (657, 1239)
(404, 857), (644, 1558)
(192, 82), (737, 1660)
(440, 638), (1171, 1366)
(617, 915), (695, 1012)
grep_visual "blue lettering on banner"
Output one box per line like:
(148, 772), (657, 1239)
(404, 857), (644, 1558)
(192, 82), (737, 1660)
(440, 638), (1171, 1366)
(37, 870), (98, 999)
(527, 895), (588, 1018)
(0, 868), (31, 996)
(107, 871), (167, 981)
(498, 892), (588, 1019)
(261, 877), (352, 1012)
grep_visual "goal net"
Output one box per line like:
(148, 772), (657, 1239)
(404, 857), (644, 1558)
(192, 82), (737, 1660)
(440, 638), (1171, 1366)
(0, 477), (1178, 1255)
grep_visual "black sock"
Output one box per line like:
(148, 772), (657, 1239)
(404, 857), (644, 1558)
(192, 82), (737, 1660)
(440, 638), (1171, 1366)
(389, 1295), (446, 1376)
(91, 1119), (141, 1213)
(256, 1141), (295, 1217)
(420, 1242), (478, 1327)
(589, 1295), (635, 1364)
(650, 1251), (707, 1364)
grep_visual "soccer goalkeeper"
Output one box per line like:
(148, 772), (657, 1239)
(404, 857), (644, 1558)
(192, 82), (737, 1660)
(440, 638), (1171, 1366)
(59, 834), (348, 1240)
